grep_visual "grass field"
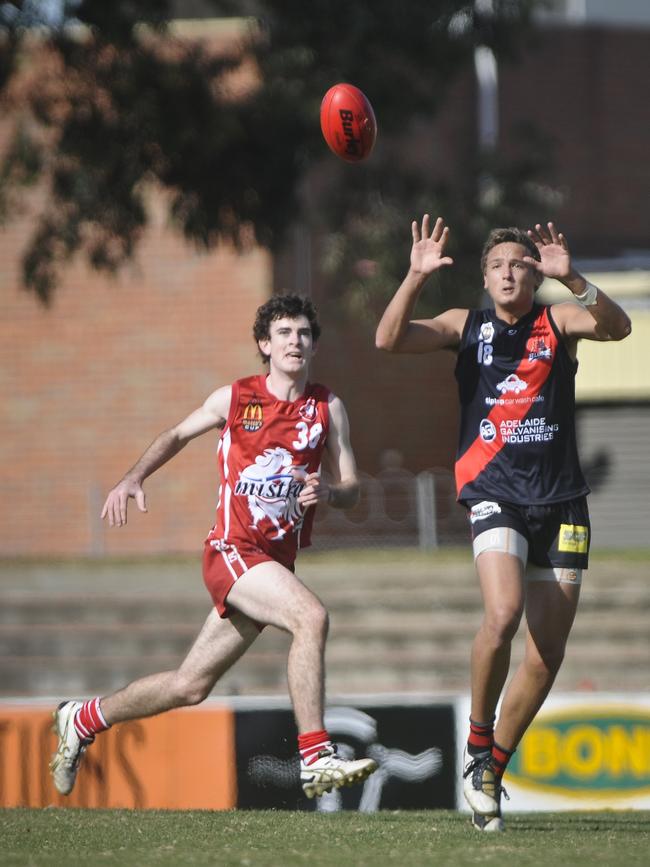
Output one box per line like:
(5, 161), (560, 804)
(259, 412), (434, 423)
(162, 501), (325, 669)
(2, 809), (650, 867)
(3, 549), (649, 865)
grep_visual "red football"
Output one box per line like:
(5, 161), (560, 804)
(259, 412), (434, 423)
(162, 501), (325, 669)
(320, 83), (377, 163)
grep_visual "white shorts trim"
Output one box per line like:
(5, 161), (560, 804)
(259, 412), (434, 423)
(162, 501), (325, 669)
(209, 539), (249, 582)
(473, 528), (528, 565)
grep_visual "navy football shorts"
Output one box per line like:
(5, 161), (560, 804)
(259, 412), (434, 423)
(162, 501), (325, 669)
(466, 495), (590, 570)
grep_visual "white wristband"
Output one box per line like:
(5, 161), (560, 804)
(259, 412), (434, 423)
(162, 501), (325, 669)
(573, 281), (598, 307)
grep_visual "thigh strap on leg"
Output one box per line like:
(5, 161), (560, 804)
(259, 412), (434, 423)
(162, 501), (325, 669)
(526, 565), (583, 584)
(473, 528), (528, 565)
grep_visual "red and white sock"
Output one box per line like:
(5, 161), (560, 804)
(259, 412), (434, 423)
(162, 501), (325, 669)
(73, 698), (110, 742)
(298, 729), (332, 766)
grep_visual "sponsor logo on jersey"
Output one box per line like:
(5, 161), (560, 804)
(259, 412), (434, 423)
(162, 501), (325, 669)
(479, 321), (495, 344)
(234, 447), (306, 540)
(242, 401), (264, 432)
(499, 417), (559, 444)
(558, 524), (589, 554)
(485, 394), (544, 407)
(479, 419), (497, 442)
(507, 706), (650, 799)
(528, 337), (552, 362)
(469, 501), (502, 524)
(496, 373), (528, 394)
(298, 398), (317, 422)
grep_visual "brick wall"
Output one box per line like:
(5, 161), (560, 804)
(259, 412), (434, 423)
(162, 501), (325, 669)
(310, 317), (459, 476)
(1, 206), (271, 556)
(3, 24), (648, 556)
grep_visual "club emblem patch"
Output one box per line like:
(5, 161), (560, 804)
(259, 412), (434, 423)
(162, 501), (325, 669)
(480, 322), (495, 343)
(298, 398), (317, 422)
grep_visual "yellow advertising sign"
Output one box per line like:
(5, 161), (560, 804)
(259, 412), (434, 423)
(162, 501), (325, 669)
(508, 706), (650, 800)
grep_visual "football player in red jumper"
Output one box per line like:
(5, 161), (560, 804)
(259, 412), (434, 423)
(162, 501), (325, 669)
(376, 216), (631, 830)
(51, 294), (377, 800)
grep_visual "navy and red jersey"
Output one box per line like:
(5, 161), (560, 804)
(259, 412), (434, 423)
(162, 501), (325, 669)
(454, 304), (590, 506)
(207, 374), (331, 568)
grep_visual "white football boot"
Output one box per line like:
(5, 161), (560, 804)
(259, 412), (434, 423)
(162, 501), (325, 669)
(472, 810), (505, 832)
(50, 700), (92, 795)
(463, 752), (508, 831)
(463, 752), (502, 815)
(300, 745), (377, 798)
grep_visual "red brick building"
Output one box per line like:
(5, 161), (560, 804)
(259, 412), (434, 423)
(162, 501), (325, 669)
(2, 18), (649, 555)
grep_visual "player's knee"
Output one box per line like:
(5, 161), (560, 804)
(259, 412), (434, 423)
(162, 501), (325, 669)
(314, 604), (329, 637)
(305, 600), (329, 637)
(483, 605), (523, 644)
(292, 598), (329, 639)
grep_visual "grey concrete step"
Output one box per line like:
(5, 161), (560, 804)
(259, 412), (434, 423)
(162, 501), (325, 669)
(1, 552), (648, 697)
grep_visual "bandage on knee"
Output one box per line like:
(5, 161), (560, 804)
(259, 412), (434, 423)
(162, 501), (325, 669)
(473, 528), (528, 564)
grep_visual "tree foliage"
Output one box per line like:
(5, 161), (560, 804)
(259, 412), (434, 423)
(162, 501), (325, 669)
(0, 0), (549, 303)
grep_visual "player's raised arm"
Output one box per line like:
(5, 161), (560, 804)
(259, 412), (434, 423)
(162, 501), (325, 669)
(524, 222), (632, 342)
(101, 385), (232, 527)
(376, 215), (467, 353)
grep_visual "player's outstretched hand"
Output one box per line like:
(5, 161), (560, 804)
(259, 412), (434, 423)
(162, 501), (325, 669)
(410, 215), (454, 277)
(525, 222), (572, 280)
(101, 478), (147, 527)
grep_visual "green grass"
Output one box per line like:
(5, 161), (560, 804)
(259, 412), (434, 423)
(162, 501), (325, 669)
(2, 809), (650, 867)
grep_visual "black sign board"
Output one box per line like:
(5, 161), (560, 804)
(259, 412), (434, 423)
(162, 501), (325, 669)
(235, 702), (456, 811)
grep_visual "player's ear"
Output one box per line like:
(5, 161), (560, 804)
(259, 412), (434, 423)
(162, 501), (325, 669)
(258, 337), (271, 359)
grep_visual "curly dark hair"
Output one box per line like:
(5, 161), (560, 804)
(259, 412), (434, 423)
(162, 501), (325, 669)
(481, 227), (542, 286)
(253, 294), (321, 363)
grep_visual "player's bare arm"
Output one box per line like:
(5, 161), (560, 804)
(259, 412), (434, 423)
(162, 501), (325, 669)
(376, 214), (467, 353)
(101, 385), (232, 527)
(297, 395), (359, 510)
(525, 222), (632, 342)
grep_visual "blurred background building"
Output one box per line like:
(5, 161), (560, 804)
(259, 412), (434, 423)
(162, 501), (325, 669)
(2, 0), (648, 556)
(1, 1), (648, 700)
